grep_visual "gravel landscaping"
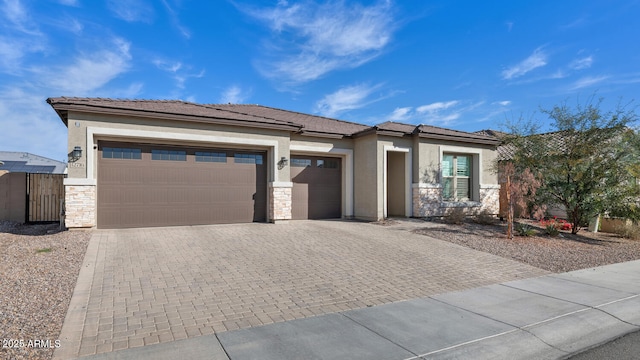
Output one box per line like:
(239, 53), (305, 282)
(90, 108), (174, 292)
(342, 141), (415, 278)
(413, 219), (640, 273)
(0, 222), (91, 360)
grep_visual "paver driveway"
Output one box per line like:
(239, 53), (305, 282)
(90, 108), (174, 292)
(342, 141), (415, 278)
(55, 220), (548, 359)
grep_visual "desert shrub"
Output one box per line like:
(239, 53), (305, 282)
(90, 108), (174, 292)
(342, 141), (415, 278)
(443, 207), (466, 225)
(515, 223), (536, 236)
(615, 222), (640, 240)
(544, 224), (560, 236)
(474, 209), (497, 225)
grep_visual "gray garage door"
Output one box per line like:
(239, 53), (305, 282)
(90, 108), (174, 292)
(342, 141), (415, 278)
(291, 155), (341, 220)
(97, 141), (266, 229)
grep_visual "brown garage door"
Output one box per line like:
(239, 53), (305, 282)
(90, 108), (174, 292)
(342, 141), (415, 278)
(97, 141), (266, 229)
(291, 155), (341, 220)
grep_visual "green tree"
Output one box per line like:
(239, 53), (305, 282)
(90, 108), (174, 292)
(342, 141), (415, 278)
(503, 97), (640, 234)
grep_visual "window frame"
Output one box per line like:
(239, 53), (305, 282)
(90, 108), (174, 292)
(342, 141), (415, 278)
(441, 151), (478, 202)
(151, 149), (187, 161)
(195, 151), (227, 163)
(101, 147), (142, 160)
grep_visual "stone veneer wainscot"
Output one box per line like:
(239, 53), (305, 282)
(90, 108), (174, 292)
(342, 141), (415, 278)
(65, 185), (96, 228)
(269, 183), (292, 222)
(412, 183), (500, 217)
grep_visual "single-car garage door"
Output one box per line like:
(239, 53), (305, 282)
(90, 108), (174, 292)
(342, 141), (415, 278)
(97, 141), (266, 228)
(291, 155), (341, 220)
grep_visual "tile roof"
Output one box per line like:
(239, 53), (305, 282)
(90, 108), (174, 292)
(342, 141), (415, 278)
(211, 104), (370, 137)
(370, 122), (500, 145)
(374, 121), (417, 133)
(47, 97), (499, 145)
(47, 97), (303, 131)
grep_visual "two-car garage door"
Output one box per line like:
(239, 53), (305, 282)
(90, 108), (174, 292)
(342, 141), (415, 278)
(97, 142), (343, 228)
(97, 141), (266, 229)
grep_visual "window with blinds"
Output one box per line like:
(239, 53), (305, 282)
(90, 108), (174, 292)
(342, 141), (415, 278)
(442, 154), (471, 201)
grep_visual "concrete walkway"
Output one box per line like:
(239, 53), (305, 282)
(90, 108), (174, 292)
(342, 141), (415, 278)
(54, 220), (547, 359)
(76, 259), (640, 360)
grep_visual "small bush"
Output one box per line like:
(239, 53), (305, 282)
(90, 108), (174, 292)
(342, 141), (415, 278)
(544, 224), (560, 237)
(474, 209), (496, 225)
(443, 207), (466, 225)
(515, 223), (536, 236)
(615, 223), (640, 240)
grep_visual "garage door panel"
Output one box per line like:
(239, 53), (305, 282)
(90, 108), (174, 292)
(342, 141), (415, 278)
(98, 142), (267, 228)
(291, 156), (341, 220)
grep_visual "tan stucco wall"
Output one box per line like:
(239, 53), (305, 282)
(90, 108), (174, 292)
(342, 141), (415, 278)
(353, 134), (379, 220)
(0, 172), (26, 223)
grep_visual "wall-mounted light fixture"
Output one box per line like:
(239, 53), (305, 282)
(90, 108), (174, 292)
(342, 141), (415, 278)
(278, 156), (289, 170)
(68, 146), (82, 163)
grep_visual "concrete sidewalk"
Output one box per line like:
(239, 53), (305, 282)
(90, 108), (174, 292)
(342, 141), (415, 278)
(78, 259), (640, 360)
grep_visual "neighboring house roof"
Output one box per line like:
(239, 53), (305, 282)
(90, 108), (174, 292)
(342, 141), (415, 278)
(484, 128), (606, 161)
(0, 151), (67, 174)
(47, 97), (498, 145)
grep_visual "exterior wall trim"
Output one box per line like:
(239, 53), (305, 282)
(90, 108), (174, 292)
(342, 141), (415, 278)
(64, 178), (97, 186)
(289, 144), (354, 217)
(86, 126), (282, 181)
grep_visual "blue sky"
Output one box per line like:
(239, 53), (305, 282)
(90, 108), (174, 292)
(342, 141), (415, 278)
(2, 0), (640, 162)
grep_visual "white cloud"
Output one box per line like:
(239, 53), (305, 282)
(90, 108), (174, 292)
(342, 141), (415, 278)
(153, 59), (182, 73)
(219, 85), (250, 104)
(161, 0), (191, 39)
(416, 100), (459, 113)
(107, 0), (154, 23)
(0, 34), (47, 74)
(568, 75), (609, 91)
(316, 83), (383, 117)
(153, 58), (204, 90)
(244, 0), (396, 83)
(0, 86), (68, 161)
(501, 47), (548, 80)
(569, 56), (593, 70)
(38, 38), (132, 95)
(387, 100), (489, 126)
(1, 0), (41, 35)
(493, 100), (511, 106)
(388, 107), (412, 122)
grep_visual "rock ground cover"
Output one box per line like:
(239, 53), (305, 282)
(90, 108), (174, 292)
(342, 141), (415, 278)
(413, 219), (640, 272)
(0, 222), (90, 360)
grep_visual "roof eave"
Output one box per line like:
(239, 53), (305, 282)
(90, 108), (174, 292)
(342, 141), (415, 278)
(418, 132), (500, 146)
(47, 102), (302, 132)
(297, 130), (346, 139)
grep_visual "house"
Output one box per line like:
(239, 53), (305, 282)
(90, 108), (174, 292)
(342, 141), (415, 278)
(47, 97), (501, 229)
(0, 151), (67, 174)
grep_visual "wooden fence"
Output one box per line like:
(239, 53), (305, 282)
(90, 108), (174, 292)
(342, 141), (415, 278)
(27, 173), (65, 222)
